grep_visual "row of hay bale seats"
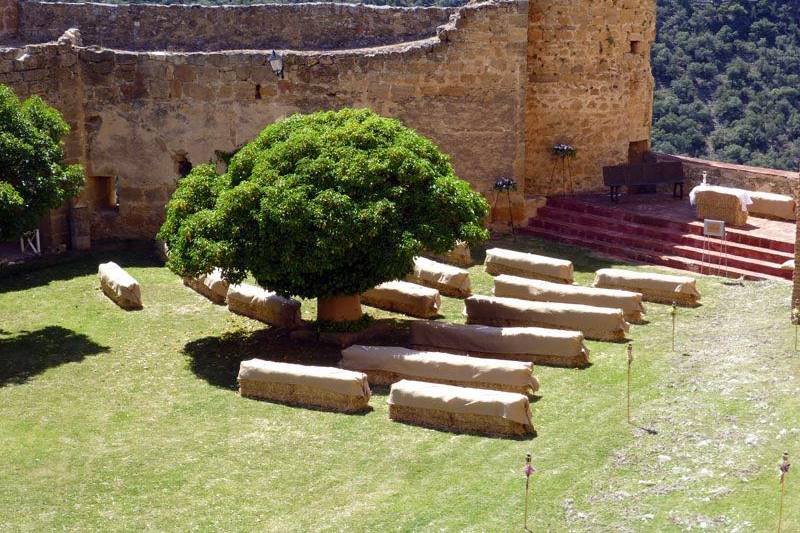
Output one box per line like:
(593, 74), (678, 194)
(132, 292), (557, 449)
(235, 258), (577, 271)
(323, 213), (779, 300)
(96, 244), (700, 438)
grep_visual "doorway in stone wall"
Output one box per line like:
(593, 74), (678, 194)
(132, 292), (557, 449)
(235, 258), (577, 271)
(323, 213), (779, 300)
(628, 140), (650, 165)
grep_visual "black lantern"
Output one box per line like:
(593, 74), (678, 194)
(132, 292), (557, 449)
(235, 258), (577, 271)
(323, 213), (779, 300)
(268, 50), (284, 79)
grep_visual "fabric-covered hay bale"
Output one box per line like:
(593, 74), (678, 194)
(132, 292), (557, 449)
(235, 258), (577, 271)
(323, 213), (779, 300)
(340, 345), (539, 394)
(464, 295), (629, 342)
(484, 248), (573, 284)
(183, 268), (230, 305)
(781, 259), (795, 271)
(227, 283), (302, 328)
(409, 320), (590, 368)
(494, 274), (646, 324)
(98, 261), (142, 310)
(361, 280), (441, 318)
(425, 241), (473, 267)
(748, 191), (796, 221)
(694, 189), (749, 226)
(405, 256), (471, 298)
(238, 359), (371, 413)
(593, 268), (700, 307)
(388, 379), (534, 437)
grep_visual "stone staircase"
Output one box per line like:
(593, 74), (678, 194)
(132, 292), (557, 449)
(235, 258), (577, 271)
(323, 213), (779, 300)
(521, 196), (795, 282)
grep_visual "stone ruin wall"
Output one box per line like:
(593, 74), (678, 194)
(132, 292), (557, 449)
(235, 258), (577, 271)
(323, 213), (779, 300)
(0, 0), (656, 247)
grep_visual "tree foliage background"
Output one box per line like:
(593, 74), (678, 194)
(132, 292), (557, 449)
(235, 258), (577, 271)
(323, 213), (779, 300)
(651, 0), (800, 170)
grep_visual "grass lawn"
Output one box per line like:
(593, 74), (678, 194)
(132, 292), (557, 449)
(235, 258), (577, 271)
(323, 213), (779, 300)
(0, 236), (798, 531)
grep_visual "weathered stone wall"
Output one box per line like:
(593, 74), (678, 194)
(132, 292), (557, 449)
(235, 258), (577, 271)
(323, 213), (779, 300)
(0, 0), (18, 37)
(658, 154), (800, 196)
(524, 0), (656, 196)
(15, 1), (455, 51)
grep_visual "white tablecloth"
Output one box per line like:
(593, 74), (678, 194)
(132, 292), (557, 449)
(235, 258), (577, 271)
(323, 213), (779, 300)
(689, 185), (753, 212)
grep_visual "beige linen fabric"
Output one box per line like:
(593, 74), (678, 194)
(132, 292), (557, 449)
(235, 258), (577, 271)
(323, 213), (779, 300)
(689, 185), (753, 211)
(227, 283), (302, 328)
(98, 261), (142, 309)
(781, 259), (795, 271)
(409, 320), (588, 362)
(238, 359), (370, 399)
(426, 241), (472, 267)
(183, 268), (230, 304)
(405, 256), (471, 298)
(464, 295), (628, 341)
(494, 275), (645, 322)
(484, 248), (573, 283)
(388, 379), (532, 427)
(362, 280), (441, 318)
(593, 268), (700, 305)
(340, 345), (538, 391)
(748, 191), (796, 221)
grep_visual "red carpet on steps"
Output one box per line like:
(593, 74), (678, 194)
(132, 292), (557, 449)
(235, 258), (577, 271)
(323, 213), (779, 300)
(522, 193), (796, 282)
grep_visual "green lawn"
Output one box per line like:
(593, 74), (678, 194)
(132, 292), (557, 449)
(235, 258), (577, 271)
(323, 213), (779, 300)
(0, 236), (797, 532)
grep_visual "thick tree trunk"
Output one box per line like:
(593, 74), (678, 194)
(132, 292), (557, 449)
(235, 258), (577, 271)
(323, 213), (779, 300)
(317, 294), (362, 322)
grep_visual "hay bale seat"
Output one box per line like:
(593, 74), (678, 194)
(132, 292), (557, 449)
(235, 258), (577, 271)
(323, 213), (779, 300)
(484, 248), (573, 284)
(748, 191), (796, 221)
(409, 320), (590, 368)
(405, 256), (471, 298)
(238, 359), (371, 413)
(227, 283), (302, 328)
(425, 241), (473, 267)
(361, 280), (441, 318)
(183, 268), (230, 304)
(388, 379), (534, 437)
(340, 345), (539, 394)
(465, 295), (629, 342)
(781, 259), (795, 271)
(98, 261), (142, 310)
(494, 274), (646, 324)
(593, 268), (701, 307)
(693, 188), (749, 226)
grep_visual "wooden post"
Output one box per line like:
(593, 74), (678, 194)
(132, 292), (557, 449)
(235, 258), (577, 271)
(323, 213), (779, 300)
(793, 309), (799, 351)
(523, 453), (533, 531)
(506, 190), (516, 242)
(671, 302), (678, 352)
(778, 452), (790, 533)
(626, 344), (633, 425)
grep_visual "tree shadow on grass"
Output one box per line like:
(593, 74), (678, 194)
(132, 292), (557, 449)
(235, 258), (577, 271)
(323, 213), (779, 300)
(0, 326), (110, 386)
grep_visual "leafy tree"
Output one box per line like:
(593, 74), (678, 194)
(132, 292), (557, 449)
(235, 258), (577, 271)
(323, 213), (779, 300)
(0, 85), (85, 241)
(159, 108), (489, 321)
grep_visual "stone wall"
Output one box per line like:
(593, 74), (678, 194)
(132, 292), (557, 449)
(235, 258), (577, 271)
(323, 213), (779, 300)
(0, 0), (18, 37)
(658, 154), (800, 196)
(524, 0), (656, 196)
(15, 1), (455, 51)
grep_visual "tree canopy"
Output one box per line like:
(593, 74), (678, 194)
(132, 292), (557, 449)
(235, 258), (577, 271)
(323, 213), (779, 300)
(651, 0), (800, 170)
(0, 85), (85, 241)
(158, 108), (489, 299)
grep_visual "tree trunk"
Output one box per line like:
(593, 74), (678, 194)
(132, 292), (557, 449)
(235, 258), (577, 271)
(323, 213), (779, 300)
(317, 294), (362, 322)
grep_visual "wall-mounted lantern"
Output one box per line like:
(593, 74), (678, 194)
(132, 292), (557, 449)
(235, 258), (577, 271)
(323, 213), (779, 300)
(269, 50), (284, 79)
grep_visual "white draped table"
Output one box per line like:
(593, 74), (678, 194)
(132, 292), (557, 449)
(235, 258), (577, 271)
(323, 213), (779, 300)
(689, 185), (753, 212)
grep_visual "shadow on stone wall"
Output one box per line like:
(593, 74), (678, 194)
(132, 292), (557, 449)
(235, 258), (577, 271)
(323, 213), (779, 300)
(0, 326), (110, 386)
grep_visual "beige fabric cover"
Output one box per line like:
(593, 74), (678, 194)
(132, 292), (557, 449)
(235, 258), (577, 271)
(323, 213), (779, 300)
(781, 259), (795, 271)
(748, 191), (796, 221)
(340, 345), (538, 391)
(183, 268), (229, 304)
(427, 241), (472, 267)
(464, 295), (628, 340)
(690, 185), (752, 212)
(494, 275), (645, 320)
(593, 269), (700, 301)
(361, 280), (441, 318)
(238, 359), (370, 399)
(405, 256), (471, 298)
(409, 320), (587, 361)
(227, 283), (302, 328)
(484, 248), (573, 283)
(388, 379), (532, 427)
(98, 261), (142, 309)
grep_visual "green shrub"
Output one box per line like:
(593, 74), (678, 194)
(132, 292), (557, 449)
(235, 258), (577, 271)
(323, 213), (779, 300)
(0, 85), (85, 241)
(159, 108), (488, 299)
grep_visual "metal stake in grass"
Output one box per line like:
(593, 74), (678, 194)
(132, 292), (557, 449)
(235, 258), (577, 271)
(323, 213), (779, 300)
(778, 452), (791, 533)
(626, 344), (634, 425)
(671, 302), (678, 352)
(523, 453), (535, 532)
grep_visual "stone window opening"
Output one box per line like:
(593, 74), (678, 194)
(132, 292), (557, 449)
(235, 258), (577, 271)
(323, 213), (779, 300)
(175, 153), (193, 177)
(255, 84), (262, 100)
(92, 176), (119, 211)
(630, 41), (643, 55)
